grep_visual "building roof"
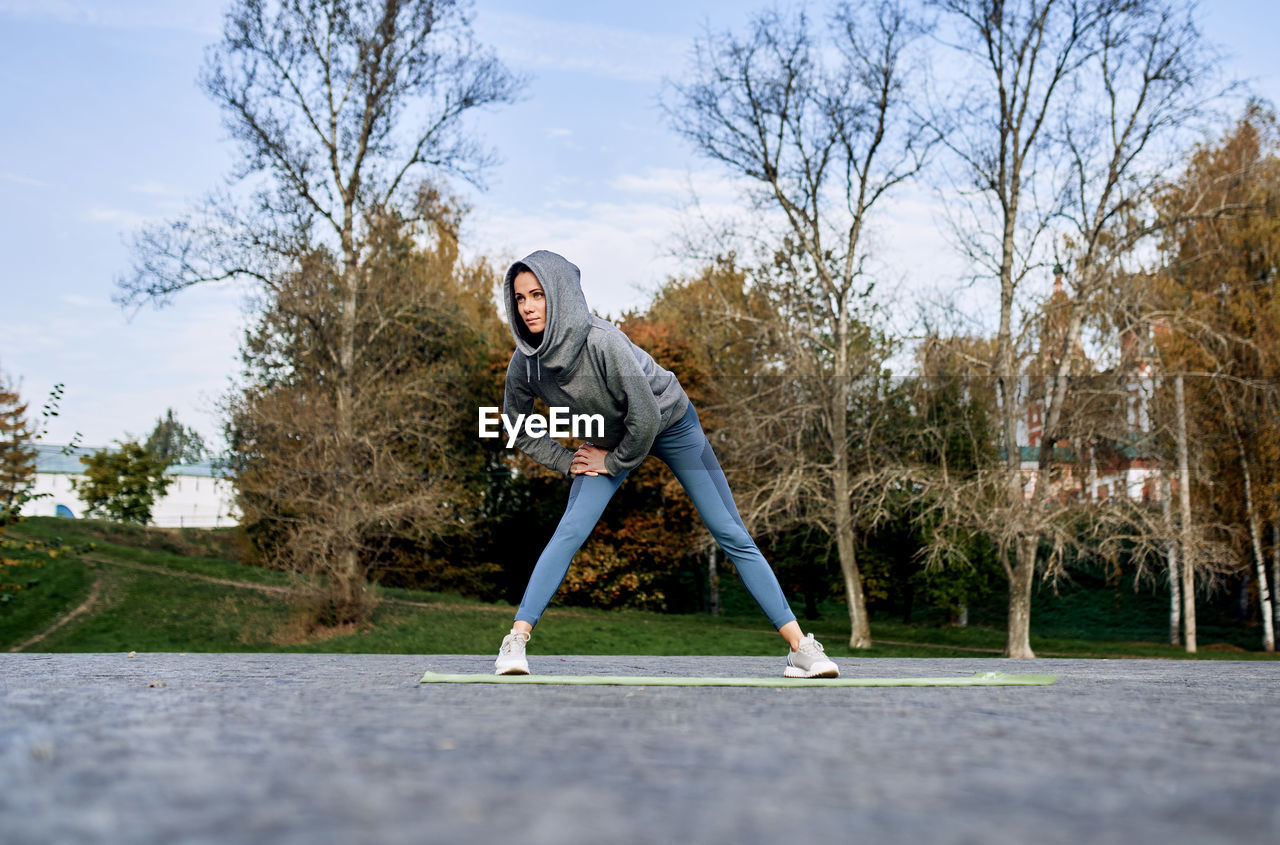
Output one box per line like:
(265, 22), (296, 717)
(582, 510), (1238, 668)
(34, 444), (228, 479)
(34, 444), (95, 474)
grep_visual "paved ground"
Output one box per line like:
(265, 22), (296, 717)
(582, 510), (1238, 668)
(1, 654), (1277, 845)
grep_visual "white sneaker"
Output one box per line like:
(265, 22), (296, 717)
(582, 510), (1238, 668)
(784, 633), (840, 678)
(494, 629), (531, 675)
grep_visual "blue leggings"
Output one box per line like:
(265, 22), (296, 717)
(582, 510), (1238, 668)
(515, 404), (797, 630)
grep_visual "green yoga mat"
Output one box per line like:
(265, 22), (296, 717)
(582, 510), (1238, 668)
(419, 670), (1057, 687)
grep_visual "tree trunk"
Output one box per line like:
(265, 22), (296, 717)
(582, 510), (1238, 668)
(707, 544), (720, 617)
(1272, 522), (1280, 636)
(1161, 470), (1180, 646)
(1235, 445), (1275, 651)
(1005, 536), (1036, 658)
(995, 187), (1035, 658)
(832, 316), (871, 649)
(331, 240), (364, 624)
(1174, 374), (1196, 653)
(834, 468), (871, 649)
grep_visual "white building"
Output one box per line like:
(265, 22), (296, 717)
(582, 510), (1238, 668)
(28, 444), (239, 528)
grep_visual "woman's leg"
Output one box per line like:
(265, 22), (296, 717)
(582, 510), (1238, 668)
(514, 469), (629, 628)
(650, 405), (799, 634)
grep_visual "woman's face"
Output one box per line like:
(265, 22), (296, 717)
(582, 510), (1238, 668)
(513, 271), (547, 334)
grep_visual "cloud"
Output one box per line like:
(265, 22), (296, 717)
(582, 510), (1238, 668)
(126, 182), (190, 216)
(0, 0), (221, 35)
(130, 180), (184, 197)
(467, 162), (984, 347)
(545, 128), (573, 139)
(465, 166), (751, 318)
(611, 170), (688, 196)
(58, 293), (101, 309)
(610, 167), (746, 205)
(0, 283), (245, 449)
(0, 170), (48, 188)
(84, 206), (151, 230)
(467, 206), (679, 317)
(474, 10), (686, 83)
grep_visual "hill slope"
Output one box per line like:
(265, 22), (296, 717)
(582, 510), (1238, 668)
(4, 517), (1274, 659)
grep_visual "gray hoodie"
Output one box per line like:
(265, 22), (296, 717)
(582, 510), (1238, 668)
(502, 250), (689, 477)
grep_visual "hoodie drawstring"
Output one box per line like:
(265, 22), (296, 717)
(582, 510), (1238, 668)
(524, 355), (541, 383)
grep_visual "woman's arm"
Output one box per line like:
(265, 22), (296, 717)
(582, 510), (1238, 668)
(503, 356), (576, 476)
(596, 336), (663, 477)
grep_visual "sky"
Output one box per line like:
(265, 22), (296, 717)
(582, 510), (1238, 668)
(1, 0), (1277, 451)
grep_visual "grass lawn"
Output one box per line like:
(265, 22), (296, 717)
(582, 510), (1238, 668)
(4, 517), (1277, 660)
(0, 554), (94, 648)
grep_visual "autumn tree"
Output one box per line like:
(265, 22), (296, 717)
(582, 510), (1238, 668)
(0, 368), (39, 597)
(226, 196), (505, 620)
(541, 315), (715, 612)
(926, 0), (1215, 656)
(643, 257), (784, 613)
(665, 1), (930, 648)
(1154, 105), (1280, 651)
(1, 382), (78, 601)
(0, 368), (36, 518)
(117, 0), (520, 623)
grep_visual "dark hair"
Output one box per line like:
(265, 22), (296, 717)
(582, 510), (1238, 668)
(509, 262), (543, 345)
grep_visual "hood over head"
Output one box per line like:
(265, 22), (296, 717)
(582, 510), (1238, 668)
(504, 250), (592, 374)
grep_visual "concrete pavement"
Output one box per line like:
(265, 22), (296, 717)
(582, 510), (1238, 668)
(2, 654), (1277, 844)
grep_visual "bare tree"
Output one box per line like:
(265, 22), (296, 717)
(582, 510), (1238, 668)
(664, 1), (930, 648)
(927, 0), (1213, 656)
(118, 0), (520, 622)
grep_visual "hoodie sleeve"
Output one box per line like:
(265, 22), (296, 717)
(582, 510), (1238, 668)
(503, 356), (575, 476)
(597, 336), (663, 477)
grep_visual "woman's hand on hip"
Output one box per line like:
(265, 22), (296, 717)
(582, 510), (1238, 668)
(571, 443), (610, 476)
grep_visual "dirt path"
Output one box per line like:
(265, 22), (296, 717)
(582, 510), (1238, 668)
(9, 570), (103, 653)
(5, 555), (518, 652)
(78, 554), (525, 614)
(81, 555), (294, 596)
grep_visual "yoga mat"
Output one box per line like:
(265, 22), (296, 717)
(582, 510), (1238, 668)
(419, 670), (1057, 687)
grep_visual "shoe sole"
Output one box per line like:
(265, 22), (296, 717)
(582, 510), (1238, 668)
(783, 664), (840, 679)
(494, 665), (530, 676)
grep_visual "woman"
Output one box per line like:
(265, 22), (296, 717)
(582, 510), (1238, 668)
(494, 250), (838, 678)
